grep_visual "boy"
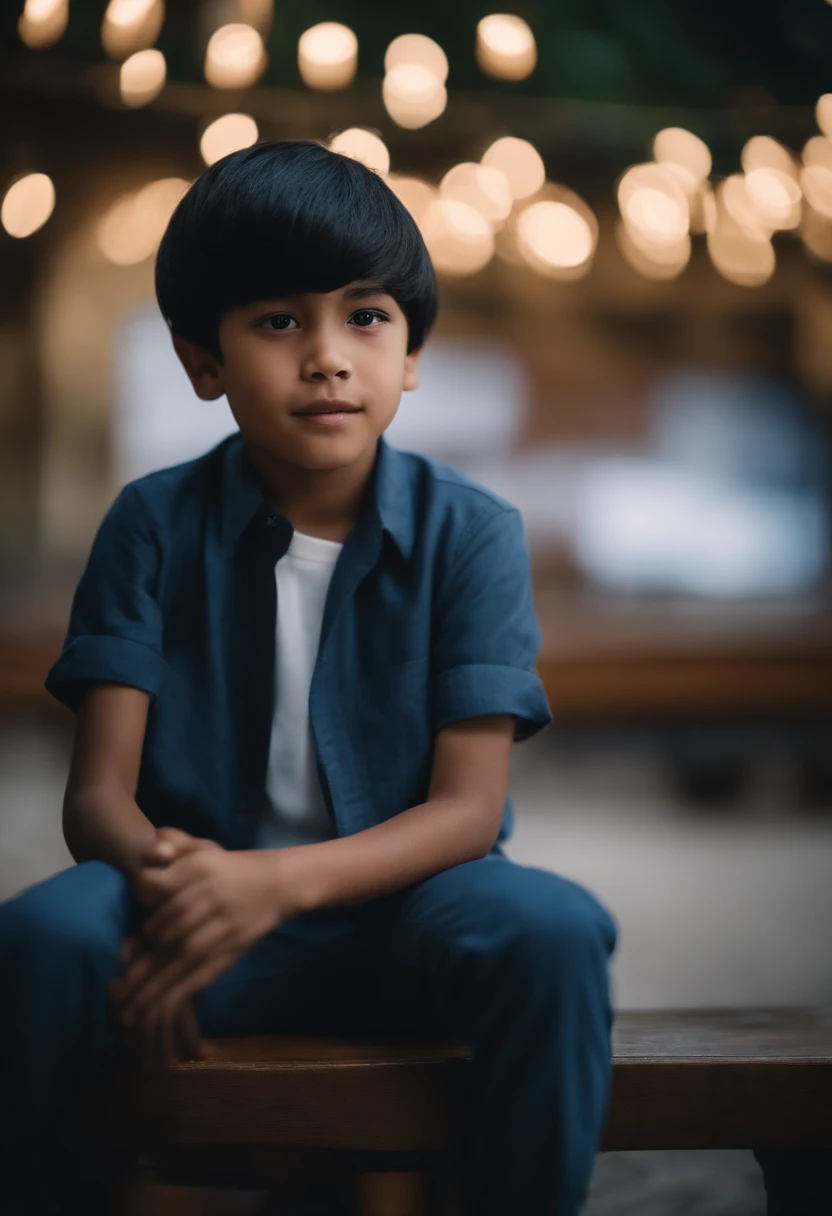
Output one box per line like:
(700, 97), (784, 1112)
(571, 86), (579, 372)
(0, 140), (617, 1216)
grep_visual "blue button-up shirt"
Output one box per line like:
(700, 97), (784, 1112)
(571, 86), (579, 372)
(46, 431), (553, 853)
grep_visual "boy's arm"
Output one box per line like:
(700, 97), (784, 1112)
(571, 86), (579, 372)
(63, 682), (160, 881)
(273, 714), (516, 916)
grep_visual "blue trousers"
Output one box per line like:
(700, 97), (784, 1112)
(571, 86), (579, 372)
(0, 853), (617, 1216)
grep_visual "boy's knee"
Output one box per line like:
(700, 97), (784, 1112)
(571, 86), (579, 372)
(0, 860), (129, 964)
(513, 878), (618, 972)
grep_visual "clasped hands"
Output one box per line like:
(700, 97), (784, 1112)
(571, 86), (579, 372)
(109, 827), (295, 1069)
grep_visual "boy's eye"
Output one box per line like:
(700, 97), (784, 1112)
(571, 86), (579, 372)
(261, 314), (298, 331)
(351, 309), (388, 327)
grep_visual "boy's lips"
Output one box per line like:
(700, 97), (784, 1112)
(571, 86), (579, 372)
(292, 401), (363, 415)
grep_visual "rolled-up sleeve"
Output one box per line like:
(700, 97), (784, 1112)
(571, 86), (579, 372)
(430, 506), (553, 742)
(45, 484), (167, 713)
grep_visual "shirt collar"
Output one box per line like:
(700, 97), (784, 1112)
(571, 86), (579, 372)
(221, 429), (415, 561)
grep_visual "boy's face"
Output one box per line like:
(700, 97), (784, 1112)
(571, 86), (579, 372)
(172, 279), (422, 471)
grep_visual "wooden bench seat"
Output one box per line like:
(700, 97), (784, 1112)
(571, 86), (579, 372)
(65, 1006), (832, 1214)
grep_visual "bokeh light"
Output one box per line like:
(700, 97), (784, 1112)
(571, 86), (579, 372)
(616, 220), (691, 280)
(618, 164), (690, 246)
(119, 48), (166, 107)
(741, 135), (799, 181)
(1, 173), (56, 238)
(421, 199), (495, 276)
(517, 198), (596, 279)
(480, 136), (545, 201)
(328, 129), (390, 176)
(689, 180), (717, 234)
(707, 200), (775, 286)
(743, 167), (801, 230)
(17, 0), (69, 49)
(476, 14), (537, 81)
(297, 23), (358, 91)
(720, 174), (773, 239)
(200, 113), (259, 166)
(815, 95), (832, 141)
(382, 64), (447, 129)
(97, 177), (189, 265)
(101, 0), (164, 61)
(204, 23), (266, 90)
(652, 127), (712, 190)
(386, 175), (438, 229)
(384, 34), (448, 83)
(439, 162), (513, 228)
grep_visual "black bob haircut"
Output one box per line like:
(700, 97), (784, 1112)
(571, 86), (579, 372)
(155, 139), (439, 360)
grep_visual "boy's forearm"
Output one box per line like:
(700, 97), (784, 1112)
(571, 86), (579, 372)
(63, 782), (158, 880)
(273, 794), (493, 916)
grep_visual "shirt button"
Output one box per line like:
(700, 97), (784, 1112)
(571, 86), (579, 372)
(266, 514), (278, 528)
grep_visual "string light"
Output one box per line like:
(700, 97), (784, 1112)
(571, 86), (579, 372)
(328, 129), (389, 176)
(384, 34), (448, 82)
(382, 64), (447, 129)
(439, 163), (513, 229)
(480, 136), (545, 201)
(200, 114), (259, 166)
(205, 23), (266, 89)
(101, 0), (164, 61)
(119, 48), (166, 107)
(421, 199), (495, 276)
(97, 178), (189, 265)
(476, 14), (537, 81)
(18, 0), (68, 48)
(298, 23), (357, 90)
(1, 173), (55, 238)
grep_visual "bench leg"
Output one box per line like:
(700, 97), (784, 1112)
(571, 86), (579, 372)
(753, 1148), (830, 1216)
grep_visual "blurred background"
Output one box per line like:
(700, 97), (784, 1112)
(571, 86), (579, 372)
(2, 2), (832, 1213)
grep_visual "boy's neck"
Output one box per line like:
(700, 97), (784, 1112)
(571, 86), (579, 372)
(243, 434), (379, 543)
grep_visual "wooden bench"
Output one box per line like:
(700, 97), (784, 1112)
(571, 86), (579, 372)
(63, 1007), (831, 1215)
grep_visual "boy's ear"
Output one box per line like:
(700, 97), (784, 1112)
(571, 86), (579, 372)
(171, 334), (225, 401)
(402, 345), (424, 392)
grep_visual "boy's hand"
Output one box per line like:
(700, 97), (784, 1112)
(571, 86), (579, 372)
(116, 827), (224, 1066)
(111, 847), (294, 1051)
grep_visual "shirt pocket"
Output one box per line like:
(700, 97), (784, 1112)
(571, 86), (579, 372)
(356, 656), (433, 813)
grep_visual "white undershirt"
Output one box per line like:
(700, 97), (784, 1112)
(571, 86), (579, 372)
(255, 529), (343, 849)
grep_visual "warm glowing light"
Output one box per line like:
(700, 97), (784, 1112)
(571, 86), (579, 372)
(802, 204), (832, 263)
(204, 23), (266, 89)
(801, 136), (832, 220)
(421, 199), (494, 276)
(741, 135), (798, 181)
(689, 180), (717, 234)
(480, 136), (545, 201)
(200, 113), (258, 165)
(517, 199), (595, 278)
(1, 173), (55, 238)
(119, 48), (166, 106)
(744, 167), (801, 230)
(18, 0), (68, 48)
(386, 176), (438, 229)
(801, 164), (832, 220)
(439, 163), (512, 228)
(298, 23), (357, 90)
(652, 127), (711, 185)
(720, 174), (773, 239)
(816, 95), (832, 140)
(616, 221), (691, 280)
(618, 164), (689, 245)
(476, 14), (537, 81)
(382, 64), (447, 129)
(384, 34), (448, 83)
(328, 129), (389, 176)
(97, 177), (189, 265)
(101, 0), (164, 60)
(803, 136), (832, 170)
(707, 201), (775, 286)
